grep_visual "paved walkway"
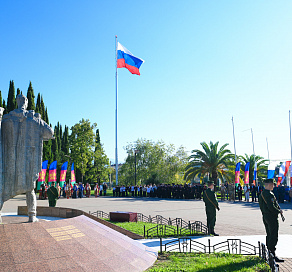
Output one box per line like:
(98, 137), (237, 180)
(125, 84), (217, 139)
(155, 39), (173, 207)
(3, 195), (292, 236)
(2, 195), (292, 271)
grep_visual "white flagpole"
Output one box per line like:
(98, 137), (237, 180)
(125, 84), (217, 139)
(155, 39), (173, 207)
(232, 116), (237, 163)
(251, 128), (257, 185)
(115, 35), (119, 185)
(289, 110), (292, 186)
(232, 116), (236, 201)
(266, 137), (270, 163)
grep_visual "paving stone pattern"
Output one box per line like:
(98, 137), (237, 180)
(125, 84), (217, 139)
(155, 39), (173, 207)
(0, 215), (157, 272)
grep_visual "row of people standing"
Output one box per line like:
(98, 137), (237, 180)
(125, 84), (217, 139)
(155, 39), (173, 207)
(40, 182), (108, 199)
(112, 184), (205, 199)
(220, 182), (292, 203)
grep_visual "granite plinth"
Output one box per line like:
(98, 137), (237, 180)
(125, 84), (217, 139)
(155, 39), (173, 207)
(110, 211), (137, 222)
(0, 215), (157, 272)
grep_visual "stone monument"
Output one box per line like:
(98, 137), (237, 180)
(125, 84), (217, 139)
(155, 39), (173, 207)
(0, 94), (54, 222)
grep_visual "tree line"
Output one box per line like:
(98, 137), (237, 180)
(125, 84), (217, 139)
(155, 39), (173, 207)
(0, 80), (111, 186)
(0, 81), (272, 187)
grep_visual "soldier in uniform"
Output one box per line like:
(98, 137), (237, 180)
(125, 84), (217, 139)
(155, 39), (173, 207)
(47, 181), (59, 207)
(203, 180), (220, 236)
(259, 178), (284, 263)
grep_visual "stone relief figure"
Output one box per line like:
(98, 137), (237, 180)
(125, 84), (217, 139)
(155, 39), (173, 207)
(0, 94), (54, 222)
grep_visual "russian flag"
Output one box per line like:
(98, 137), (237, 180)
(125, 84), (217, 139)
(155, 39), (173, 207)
(37, 160), (48, 190)
(278, 161), (291, 185)
(48, 161), (57, 185)
(59, 161), (68, 187)
(290, 164), (292, 186)
(235, 162), (240, 184)
(244, 162), (250, 184)
(267, 162), (276, 179)
(117, 42), (144, 75)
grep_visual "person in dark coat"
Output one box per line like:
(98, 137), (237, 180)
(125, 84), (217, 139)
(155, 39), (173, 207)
(237, 184), (243, 201)
(203, 181), (220, 236)
(47, 182), (59, 207)
(259, 179), (284, 263)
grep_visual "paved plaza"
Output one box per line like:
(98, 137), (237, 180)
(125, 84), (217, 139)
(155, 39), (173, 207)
(2, 194), (292, 270)
(2, 194), (292, 236)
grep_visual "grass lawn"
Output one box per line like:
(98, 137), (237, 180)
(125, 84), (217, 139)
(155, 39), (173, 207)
(104, 220), (159, 237)
(147, 252), (270, 272)
(104, 220), (204, 238)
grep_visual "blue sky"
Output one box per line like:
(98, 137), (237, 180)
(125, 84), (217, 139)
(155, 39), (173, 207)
(1, 1), (292, 163)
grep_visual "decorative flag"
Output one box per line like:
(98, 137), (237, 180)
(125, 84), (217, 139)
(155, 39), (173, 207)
(48, 161), (57, 186)
(71, 162), (76, 185)
(244, 162), (250, 184)
(37, 160), (48, 190)
(267, 162), (277, 179)
(278, 161), (291, 185)
(117, 42), (144, 75)
(59, 161), (68, 187)
(235, 162), (241, 184)
(253, 161), (257, 185)
(290, 164), (292, 187)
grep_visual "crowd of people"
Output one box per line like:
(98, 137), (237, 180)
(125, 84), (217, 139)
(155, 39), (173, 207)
(39, 182), (108, 200)
(39, 181), (292, 203)
(219, 182), (292, 203)
(112, 184), (204, 199)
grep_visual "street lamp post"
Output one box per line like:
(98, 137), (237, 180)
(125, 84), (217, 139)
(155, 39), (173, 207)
(134, 150), (138, 186)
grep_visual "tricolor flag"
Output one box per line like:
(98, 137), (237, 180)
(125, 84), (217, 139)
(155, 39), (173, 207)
(290, 164), (292, 187)
(71, 162), (76, 185)
(59, 161), (68, 187)
(235, 162), (241, 184)
(37, 160), (48, 190)
(117, 42), (144, 75)
(278, 161), (291, 185)
(253, 162), (257, 185)
(267, 162), (276, 179)
(48, 161), (57, 186)
(244, 162), (250, 184)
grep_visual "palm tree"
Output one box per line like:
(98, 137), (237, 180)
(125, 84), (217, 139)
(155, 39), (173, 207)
(184, 141), (233, 186)
(239, 154), (268, 185)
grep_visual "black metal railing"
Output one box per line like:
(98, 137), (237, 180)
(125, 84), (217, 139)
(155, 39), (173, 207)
(88, 210), (109, 219)
(89, 210), (208, 238)
(159, 238), (278, 272)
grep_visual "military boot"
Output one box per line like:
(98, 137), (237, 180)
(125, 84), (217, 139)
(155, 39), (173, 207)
(271, 251), (284, 262)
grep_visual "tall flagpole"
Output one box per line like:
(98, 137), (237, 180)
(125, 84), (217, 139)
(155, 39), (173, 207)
(115, 35), (119, 185)
(232, 116), (237, 163)
(251, 128), (257, 185)
(266, 137), (270, 163)
(231, 116), (236, 201)
(289, 110), (292, 186)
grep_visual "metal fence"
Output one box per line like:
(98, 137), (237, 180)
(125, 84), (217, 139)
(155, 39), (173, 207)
(160, 238), (278, 272)
(89, 210), (208, 237)
(89, 210), (109, 219)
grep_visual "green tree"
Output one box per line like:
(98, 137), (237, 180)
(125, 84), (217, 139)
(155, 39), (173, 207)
(69, 119), (97, 184)
(239, 154), (268, 185)
(91, 129), (110, 185)
(35, 93), (43, 117)
(3, 100), (7, 114)
(7, 80), (16, 112)
(184, 141), (233, 186)
(119, 139), (188, 186)
(26, 81), (35, 111)
(44, 107), (49, 124)
(16, 88), (21, 96)
(0, 91), (3, 108)
(62, 125), (69, 155)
